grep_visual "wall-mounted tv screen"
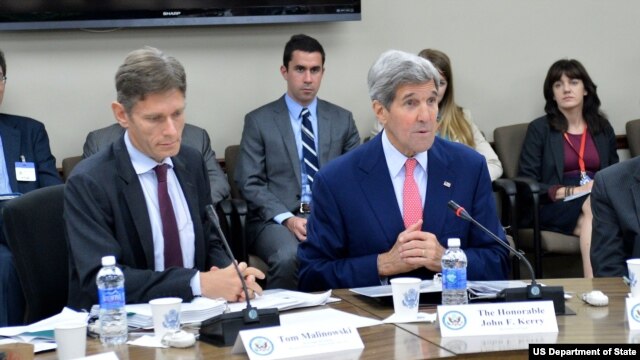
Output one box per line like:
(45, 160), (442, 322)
(0, 1), (361, 31)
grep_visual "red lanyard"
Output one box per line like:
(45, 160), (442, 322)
(563, 125), (588, 175)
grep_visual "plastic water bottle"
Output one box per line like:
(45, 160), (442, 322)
(97, 255), (128, 345)
(441, 238), (468, 305)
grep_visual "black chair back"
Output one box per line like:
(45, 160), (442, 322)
(3, 184), (67, 323)
(626, 119), (640, 158)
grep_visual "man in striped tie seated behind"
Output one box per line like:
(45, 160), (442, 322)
(235, 34), (360, 290)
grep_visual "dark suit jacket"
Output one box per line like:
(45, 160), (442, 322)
(297, 134), (510, 291)
(591, 157), (640, 277)
(518, 115), (618, 202)
(235, 96), (360, 228)
(65, 137), (230, 310)
(82, 123), (230, 205)
(0, 113), (62, 192)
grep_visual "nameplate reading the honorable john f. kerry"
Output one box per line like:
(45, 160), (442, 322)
(437, 301), (557, 337)
(231, 324), (363, 360)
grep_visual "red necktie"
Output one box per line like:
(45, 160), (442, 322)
(154, 164), (183, 268)
(403, 158), (423, 228)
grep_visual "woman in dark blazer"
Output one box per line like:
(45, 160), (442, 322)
(519, 59), (618, 278)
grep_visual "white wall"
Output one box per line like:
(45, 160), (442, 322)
(1, 0), (639, 165)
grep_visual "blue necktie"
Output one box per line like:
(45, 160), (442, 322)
(301, 108), (319, 183)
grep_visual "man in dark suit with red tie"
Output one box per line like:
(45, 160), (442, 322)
(64, 47), (264, 310)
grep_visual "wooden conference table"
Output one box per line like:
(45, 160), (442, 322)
(34, 277), (633, 359)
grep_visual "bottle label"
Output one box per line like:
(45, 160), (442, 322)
(442, 268), (467, 290)
(99, 287), (126, 310)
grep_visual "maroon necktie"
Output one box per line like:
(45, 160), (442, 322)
(154, 164), (183, 268)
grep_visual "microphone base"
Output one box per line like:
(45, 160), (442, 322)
(200, 307), (280, 346)
(498, 285), (565, 315)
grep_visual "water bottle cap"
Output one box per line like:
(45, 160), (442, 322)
(101, 255), (116, 266)
(447, 238), (461, 247)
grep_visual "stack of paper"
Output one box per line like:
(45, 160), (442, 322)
(125, 297), (226, 328)
(228, 289), (336, 312)
(0, 307), (89, 353)
(467, 280), (528, 300)
(350, 280), (441, 298)
(349, 279), (529, 301)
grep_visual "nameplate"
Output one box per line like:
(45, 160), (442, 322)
(625, 296), (640, 330)
(437, 300), (558, 337)
(231, 324), (363, 359)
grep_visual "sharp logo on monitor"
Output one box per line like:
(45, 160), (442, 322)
(0, 1), (362, 31)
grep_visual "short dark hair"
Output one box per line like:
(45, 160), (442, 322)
(0, 49), (6, 75)
(282, 34), (325, 68)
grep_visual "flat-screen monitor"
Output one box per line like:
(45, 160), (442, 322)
(0, 1), (361, 31)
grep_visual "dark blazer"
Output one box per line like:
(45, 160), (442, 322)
(518, 115), (618, 202)
(65, 137), (230, 310)
(0, 113), (62, 192)
(235, 95), (360, 225)
(297, 134), (510, 291)
(82, 123), (230, 205)
(591, 157), (640, 277)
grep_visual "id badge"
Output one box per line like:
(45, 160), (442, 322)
(15, 162), (37, 181)
(579, 172), (592, 186)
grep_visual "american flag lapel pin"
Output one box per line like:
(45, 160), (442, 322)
(443, 181), (451, 188)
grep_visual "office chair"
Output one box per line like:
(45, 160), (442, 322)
(625, 119), (640, 157)
(223, 145), (268, 274)
(61, 155), (82, 182)
(3, 184), (67, 323)
(493, 123), (581, 279)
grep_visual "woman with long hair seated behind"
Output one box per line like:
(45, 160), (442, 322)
(519, 58), (618, 278)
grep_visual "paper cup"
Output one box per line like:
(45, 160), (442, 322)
(390, 277), (421, 319)
(54, 322), (87, 360)
(149, 297), (182, 339)
(627, 259), (640, 297)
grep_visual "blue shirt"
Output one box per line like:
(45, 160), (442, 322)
(0, 135), (13, 194)
(273, 94), (319, 224)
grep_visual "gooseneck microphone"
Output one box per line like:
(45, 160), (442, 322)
(200, 205), (280, 346)
(447, 200), (565, 315)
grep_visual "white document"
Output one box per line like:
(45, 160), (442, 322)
(227, 289), (334, 313)
(0, 307), (88, 338)
(0, 307), (89, 353)
(564, 190), (591, 202)
(467, 280), (529, 300)
(350, 280), (529, 300)
(280, 308), (382, 329)
(350, 280), (441, 297)
(125, 297), (226, 328)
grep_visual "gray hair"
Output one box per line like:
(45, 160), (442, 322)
(367, 50), (440, 109)
(115, 46), (186, 114)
